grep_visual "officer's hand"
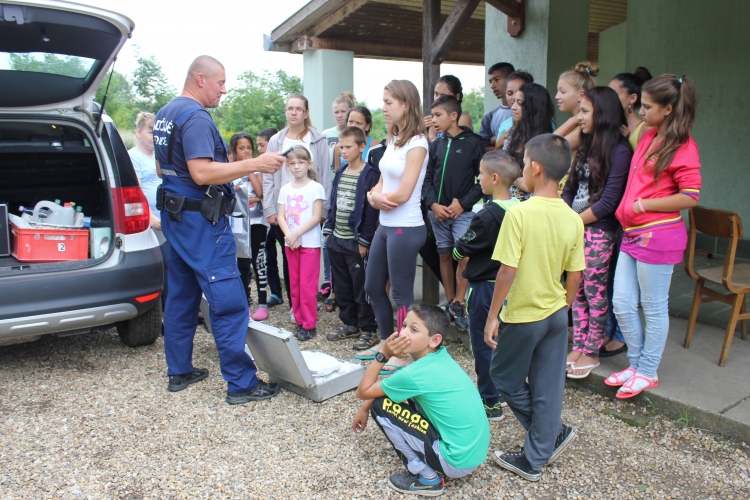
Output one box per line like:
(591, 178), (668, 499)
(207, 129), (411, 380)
(252, 152), (284, 174)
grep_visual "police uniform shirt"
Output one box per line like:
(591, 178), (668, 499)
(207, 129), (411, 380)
(153, 96), (231, 195)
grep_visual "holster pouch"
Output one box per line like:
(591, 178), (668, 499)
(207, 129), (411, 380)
(155, 184), (164, 211)
(200, 185), (225, 224)
(165, 194), (185, 222)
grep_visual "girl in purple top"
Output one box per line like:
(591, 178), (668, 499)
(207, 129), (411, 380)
(562, 86), (632, 379)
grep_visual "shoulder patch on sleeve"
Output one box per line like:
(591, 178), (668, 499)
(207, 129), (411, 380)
(459, 230), (476, 243)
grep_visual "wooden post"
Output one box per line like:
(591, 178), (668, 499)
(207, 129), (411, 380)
(421, 0), (441, 305)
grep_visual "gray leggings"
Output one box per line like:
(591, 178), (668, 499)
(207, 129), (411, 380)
(364, 225), (427, 340)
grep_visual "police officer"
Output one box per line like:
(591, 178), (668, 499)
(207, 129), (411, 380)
(153, 56), (284, 404)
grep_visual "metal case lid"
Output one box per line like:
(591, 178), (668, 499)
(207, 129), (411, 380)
(245, 320), (316, 389)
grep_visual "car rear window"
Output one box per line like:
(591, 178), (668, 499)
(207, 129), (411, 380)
(0, 52), (96, 79)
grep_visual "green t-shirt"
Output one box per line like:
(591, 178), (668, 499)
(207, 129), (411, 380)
(380, 347), (490, 469)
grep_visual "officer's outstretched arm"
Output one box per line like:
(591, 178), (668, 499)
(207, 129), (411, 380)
(187, 153), (284, 186)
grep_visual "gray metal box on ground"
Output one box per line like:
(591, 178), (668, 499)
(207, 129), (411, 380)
(199, 296), (364, 402)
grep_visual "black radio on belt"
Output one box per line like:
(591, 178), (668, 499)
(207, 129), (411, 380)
(162, 185), (236, 225)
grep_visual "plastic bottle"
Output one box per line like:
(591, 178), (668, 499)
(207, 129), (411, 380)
(18, 206), (33, 221)
(74, 206), (84, 227)
(32, 200), (75, 226)
(54, 199), (61, 205)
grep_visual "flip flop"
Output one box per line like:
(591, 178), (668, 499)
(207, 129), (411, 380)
(379, 364), (404, 376)
(566, 362), (600, 379)
(616, 374), (658, 399)
(354, 347), (379, 360)
(604, 367), (636, 387)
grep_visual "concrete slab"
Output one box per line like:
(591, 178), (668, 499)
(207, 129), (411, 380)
(593, 316), (750, 415)
(724, 399), (750, 426)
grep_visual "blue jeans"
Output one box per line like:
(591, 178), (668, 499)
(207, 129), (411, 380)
(606, 247), (625, 343)
(612, 252), (674, 379)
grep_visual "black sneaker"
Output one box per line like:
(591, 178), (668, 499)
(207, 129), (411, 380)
(453, 302), (468, 331)
(298, 327), (316, 341)
(326, 325), (360, 341)
(491, 450), (541, 481)
(167, 368), (208, 392)
(267, 294), (284, 308)
(226, 380), (281, 404)
(485, 403), (505, 422)
(548, 424), (576, 464)
(387, 471), (444, 497)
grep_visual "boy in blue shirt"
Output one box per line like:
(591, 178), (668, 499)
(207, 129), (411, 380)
(352, 304), (489, 496)
(453, 150), (520, 421)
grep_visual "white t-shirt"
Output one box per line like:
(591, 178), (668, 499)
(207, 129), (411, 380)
(277, 180), (327, 248)
(281, 132), (313, 186)
(378, 135), (428, 227)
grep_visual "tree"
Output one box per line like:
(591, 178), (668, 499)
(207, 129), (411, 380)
(215, 70), (302, 139)
(131, 56), (177, 113)
(462, 87), (485, 133)
(95, 70), (138, 129)
(370, 108), (387, 141)
(8, 53), (89, 78)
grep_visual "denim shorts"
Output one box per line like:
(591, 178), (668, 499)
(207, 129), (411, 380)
(428, 211), (474, 254)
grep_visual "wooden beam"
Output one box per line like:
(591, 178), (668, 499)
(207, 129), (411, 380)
(430, 0), (481, 65)
(485, 0), (525, 36)
(422, 0), (441, 113)
(293, 36), (484, 64)
(270, 0), (368, 45)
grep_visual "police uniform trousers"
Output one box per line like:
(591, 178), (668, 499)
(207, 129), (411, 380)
(161, 209), (259, 393)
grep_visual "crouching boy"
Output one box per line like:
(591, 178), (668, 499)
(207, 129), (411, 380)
(352, 304), (490, 497)
(484, 134), (584, 481)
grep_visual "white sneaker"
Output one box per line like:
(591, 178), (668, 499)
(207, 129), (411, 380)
(289, 308), (295, 321)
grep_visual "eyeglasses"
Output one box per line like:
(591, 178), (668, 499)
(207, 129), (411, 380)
(286, 107), (306, 114)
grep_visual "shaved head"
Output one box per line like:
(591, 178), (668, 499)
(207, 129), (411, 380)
(182, 55), (227, 108)
(185, 55), (224, 84)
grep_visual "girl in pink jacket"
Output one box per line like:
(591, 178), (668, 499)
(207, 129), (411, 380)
(605, 74), (701, 398)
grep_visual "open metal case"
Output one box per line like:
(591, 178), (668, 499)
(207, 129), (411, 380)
(200, 296), (364, 402)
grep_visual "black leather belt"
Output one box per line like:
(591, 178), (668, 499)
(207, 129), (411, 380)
(182, 199), (203, 212)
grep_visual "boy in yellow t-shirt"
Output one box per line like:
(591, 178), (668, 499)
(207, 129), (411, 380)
(483, 134), (585, 481)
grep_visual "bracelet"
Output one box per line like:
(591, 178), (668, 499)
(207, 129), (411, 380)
(637, 198), (645, 213)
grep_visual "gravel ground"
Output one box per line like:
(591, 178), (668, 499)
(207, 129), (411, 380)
(1, 302), (749, 499)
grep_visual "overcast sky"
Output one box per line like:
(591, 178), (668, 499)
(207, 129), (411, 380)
(81, 0), (488, 108)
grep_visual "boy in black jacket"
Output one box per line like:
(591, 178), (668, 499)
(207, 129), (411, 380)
(453, 150), (520, 420)
(323, 127), (380, 347)
(422, 95), (484, 331)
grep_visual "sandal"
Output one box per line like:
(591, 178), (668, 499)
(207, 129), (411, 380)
(353, 331), (380, 355)
(566, 362), (600, 380)
(616, 374), (658, 399)
(604, 367), (636, 387)
(324, 297), (336, 312)
(379, 364), (404, 376)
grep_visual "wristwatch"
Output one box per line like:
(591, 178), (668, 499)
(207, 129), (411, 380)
(375, 352), (388, 364)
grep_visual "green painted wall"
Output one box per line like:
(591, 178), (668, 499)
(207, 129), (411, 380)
(303, 49), (354, 131)
(627, 0), (750, 227)
(598, 21), (627, 84)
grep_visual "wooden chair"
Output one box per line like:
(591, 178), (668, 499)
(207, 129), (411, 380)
(684, 206), (750, 366)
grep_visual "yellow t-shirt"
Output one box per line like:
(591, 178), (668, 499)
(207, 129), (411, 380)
(492, 197), (585, 323)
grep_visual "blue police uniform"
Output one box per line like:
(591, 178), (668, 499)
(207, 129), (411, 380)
(153, 96), (259, 394)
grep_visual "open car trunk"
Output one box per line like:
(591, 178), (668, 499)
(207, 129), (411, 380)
(0, 119), (113, 275)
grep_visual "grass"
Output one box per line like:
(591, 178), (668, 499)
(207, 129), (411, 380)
(676, 408), (694, 428)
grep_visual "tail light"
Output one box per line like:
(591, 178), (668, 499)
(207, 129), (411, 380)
(112, 187), (150, 234)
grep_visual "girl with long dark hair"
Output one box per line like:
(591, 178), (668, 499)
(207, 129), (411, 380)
(606, 75), (701, 397)
(503, 82), (555, 200)
(609, 67), (654, 149)
(562, 87), (632, 379)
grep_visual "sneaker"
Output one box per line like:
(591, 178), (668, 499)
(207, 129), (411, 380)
(226, 380), (281, 404)
(251, 306), (269, 321)
(289, 308), (295, 322)
(491, 450), (541, 481)
(452, 302), (468, 331)
(387, 471), (444, 497)
(548, 424), (576, 464)
(319, 281), (332, 298)
(267, 294), (284, 308)
(439, 300), (451, 312)
(327, 325), (360, 341)
(485, 403), (505, 422)
(167, 368), (209, 392)
(499, 395), (508, 407)
(298, 327), (316, 341)
(353, 330), (379, 351)
(294, 325), (304, 339)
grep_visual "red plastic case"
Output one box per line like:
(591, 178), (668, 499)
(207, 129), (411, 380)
(11, 223), (89, 262)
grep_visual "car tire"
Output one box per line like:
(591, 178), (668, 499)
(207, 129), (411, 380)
(117, 302), (162, 347)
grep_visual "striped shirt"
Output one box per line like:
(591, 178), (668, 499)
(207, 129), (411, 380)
(333, 170), (361, 239)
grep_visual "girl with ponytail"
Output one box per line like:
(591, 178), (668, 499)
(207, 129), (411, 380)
(605, 75), (701, 398)
(609, 67), (654, 149)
